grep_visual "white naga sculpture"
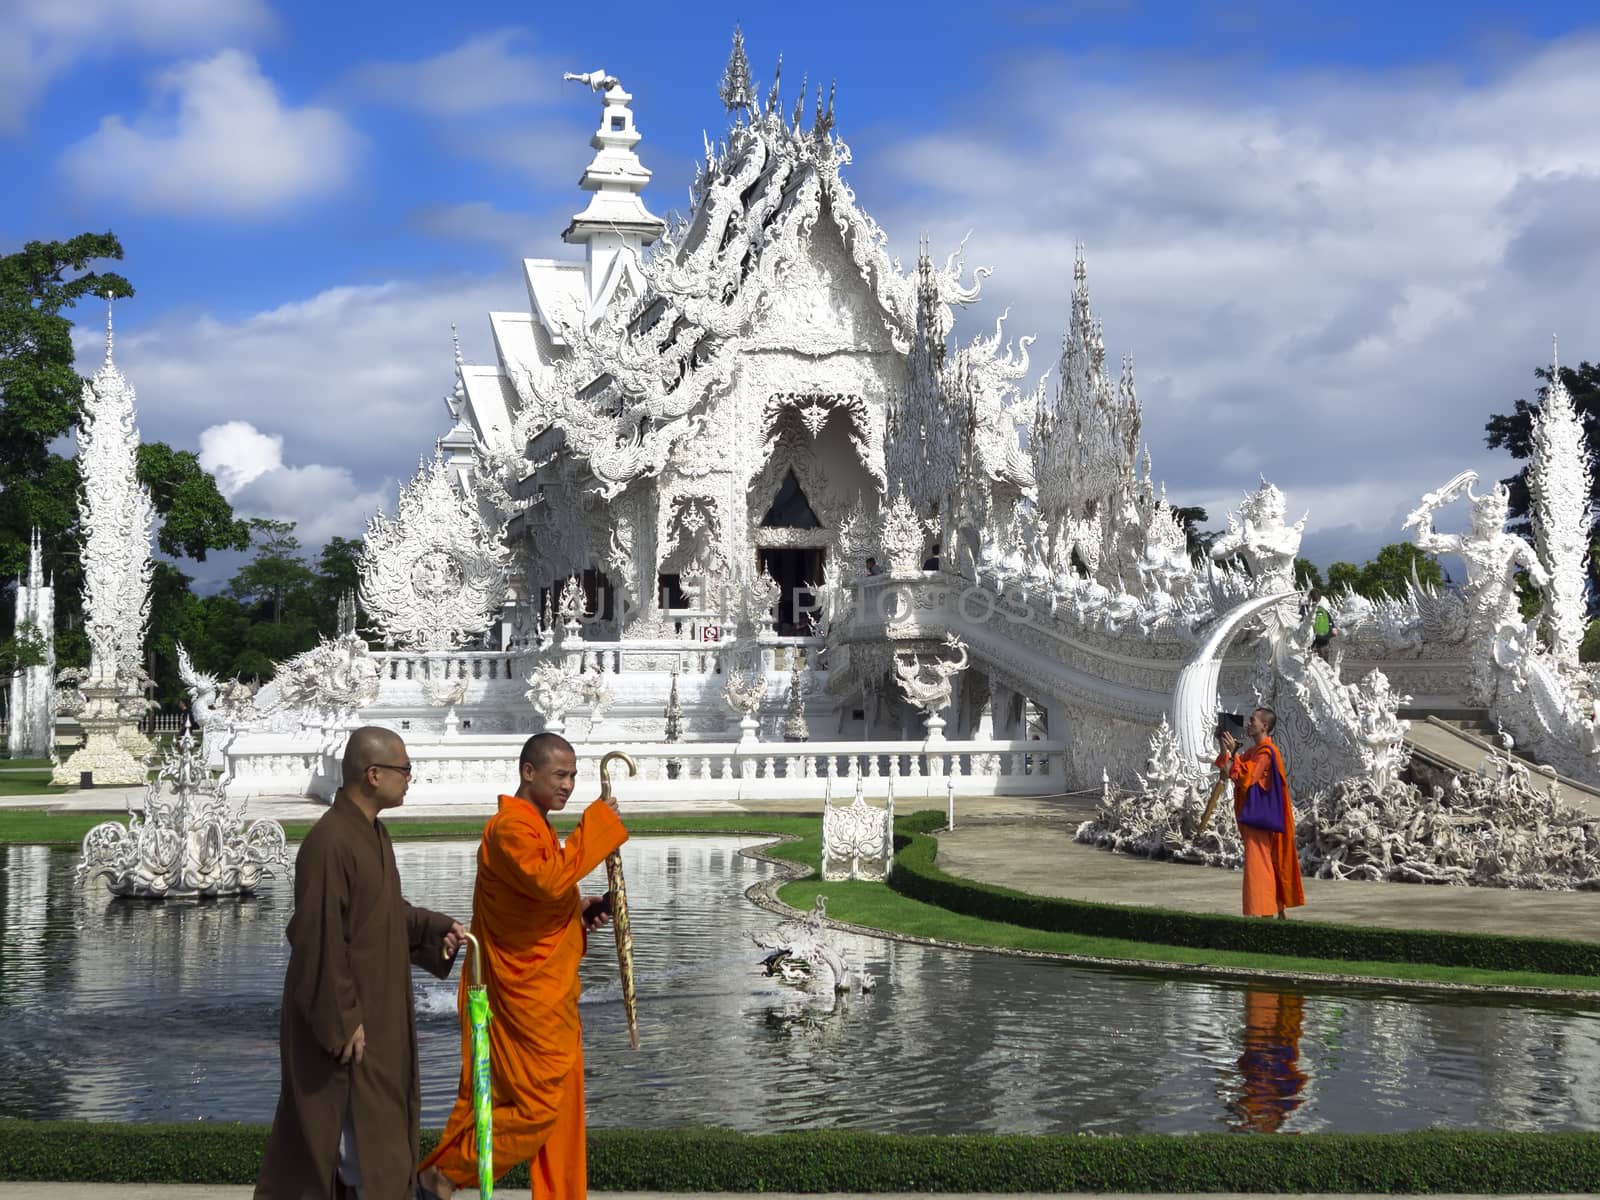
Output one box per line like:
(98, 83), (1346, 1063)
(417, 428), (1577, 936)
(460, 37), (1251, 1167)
(53, 307), (154, 786)
(176, 643), (256, 767)
(77, 733), (290, 898)
(7, 530), (55, 758)
(358, 446), (510, 650)
(820, 774), (895, 881)
(754, 895), (875, 994)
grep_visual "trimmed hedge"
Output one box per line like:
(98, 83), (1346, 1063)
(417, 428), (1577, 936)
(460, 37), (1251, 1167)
(889, 810), (1600, 977)
(3, 1122), (1600, 1192)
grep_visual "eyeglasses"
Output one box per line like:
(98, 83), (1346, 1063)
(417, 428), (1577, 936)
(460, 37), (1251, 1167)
(369, 762), (414, 778)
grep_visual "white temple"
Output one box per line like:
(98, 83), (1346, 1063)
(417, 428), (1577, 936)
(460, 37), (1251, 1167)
(7, 529), (55, 758)
(207, 43), (1600, 814)
(52, 306), (154, 786)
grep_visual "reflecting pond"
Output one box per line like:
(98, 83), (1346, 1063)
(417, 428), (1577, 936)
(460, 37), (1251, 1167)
(3, 837), (1599, 1133)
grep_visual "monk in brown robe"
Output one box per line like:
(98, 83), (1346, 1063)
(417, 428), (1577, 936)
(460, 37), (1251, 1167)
(256, 727), (466, 1200)
(1217, 706), (1305, 919)
(419, 732), (627, 1200)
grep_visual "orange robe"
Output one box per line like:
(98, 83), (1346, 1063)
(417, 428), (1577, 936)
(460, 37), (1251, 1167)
(1218, 737), (1305, 917)
(423, 795), (628, 1198)
(1229, 989), (1307, 1133)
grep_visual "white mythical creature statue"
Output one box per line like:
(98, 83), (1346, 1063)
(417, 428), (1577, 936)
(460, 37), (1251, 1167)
(892, 634), (969, 739)
(1209, 479), (1306, 598)
(78, 733), (290, 899)
(1405, 471), (1548, 705)
(753, 896), (875, 994)
(722, 651), (768, 744)
(260, 634), (382, 722)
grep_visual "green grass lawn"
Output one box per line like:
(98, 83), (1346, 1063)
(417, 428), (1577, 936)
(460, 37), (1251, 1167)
(3, 805), (1592, 994)
(0, 770), (63, 798)
(0, 758), (51, 769)
(774, 876), (1600, 994)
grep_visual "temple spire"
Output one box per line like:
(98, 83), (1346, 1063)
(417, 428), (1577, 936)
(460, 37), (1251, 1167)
(560, 69), (665, 307)
(104, 293), (115, 365)
(27, 527), (43, 589)
(719, 25), (753, 113)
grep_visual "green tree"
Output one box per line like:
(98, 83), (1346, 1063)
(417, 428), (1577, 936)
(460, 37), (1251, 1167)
(0, 233), (133, 580)
(1, 235), (246, 685)
(136, 442), (249, 559)
(1170, 505), (1214, 559)
(1484, 355), (1600, 613)
(1311, 543), (1446, 600)
(1357, 542), (1445, 599)
(316, 536), (363, 612)
(230, 519), (317, 624)
(1293, 558), (1325, 590)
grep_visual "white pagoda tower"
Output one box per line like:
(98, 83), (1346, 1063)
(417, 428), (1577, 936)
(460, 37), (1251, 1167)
(6, 529), (55, 758)
(52, 305), (153, 786)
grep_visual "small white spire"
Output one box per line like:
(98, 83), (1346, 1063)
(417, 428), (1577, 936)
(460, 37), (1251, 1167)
(451, 322), (463, 367)
(104, 292), (115, 365)
(1553, 332), (1560, 372)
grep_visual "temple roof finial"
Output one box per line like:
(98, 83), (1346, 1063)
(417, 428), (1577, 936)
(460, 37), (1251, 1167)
(1553, 332), (1560, 373)
(766, 54), (782, 114)
(560, 69), (665, 256)
(451, 322), (463, 367)
(104, 292), (115, 365)
(719, 24), (753, 113)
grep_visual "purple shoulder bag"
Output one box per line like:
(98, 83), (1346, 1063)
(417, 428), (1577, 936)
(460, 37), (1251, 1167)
(1238, 749), (1287, 834)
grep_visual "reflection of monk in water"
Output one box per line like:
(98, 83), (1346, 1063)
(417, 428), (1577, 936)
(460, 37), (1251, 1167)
(1229, 989), (1308, 1133)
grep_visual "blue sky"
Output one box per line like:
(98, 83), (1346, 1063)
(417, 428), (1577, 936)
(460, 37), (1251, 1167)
(3, 0), (1599, 584)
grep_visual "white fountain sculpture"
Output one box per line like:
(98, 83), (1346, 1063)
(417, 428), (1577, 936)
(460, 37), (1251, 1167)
(821, 774), (895, 881)
(892, 633), (969, 742)
(77, 733), (290, 898)
(753, 896), (875, 994)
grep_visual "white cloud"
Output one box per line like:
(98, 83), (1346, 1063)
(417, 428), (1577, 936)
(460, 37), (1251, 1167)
(0, 0), (273, 132)
(194, 418), (386, 542)
(349, 29), (559, 116)
(59, 49), (358, 217)
(197, 420), (283, 496)
(414, 201), (556, 256)
(859, 35), (1600, 564)
(77, 271), (529, 546)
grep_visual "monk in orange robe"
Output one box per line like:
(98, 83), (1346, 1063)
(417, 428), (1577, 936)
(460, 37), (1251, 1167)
(1217, 706), (1305, 918)
(419, 732), (628, 1200)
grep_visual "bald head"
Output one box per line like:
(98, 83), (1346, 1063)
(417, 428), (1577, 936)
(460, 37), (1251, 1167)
(343, 726), (405, 787)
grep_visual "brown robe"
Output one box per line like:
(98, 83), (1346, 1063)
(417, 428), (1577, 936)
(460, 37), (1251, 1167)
(255, 793), (457, 1200)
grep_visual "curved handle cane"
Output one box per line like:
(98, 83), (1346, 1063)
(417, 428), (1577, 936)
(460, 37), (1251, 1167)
(599, 750), (640, 1049)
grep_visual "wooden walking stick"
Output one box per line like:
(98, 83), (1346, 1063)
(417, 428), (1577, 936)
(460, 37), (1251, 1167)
(598, 750), (640, 1049)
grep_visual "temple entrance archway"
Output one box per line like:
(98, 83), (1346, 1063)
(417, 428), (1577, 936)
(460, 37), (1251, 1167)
(757, 547), (825, 634)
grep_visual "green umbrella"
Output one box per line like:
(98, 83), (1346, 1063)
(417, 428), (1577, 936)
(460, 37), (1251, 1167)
(461, 930), (494, 1198)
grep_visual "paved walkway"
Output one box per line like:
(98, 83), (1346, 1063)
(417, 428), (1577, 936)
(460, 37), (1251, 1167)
(936, 810), (1600, 944)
